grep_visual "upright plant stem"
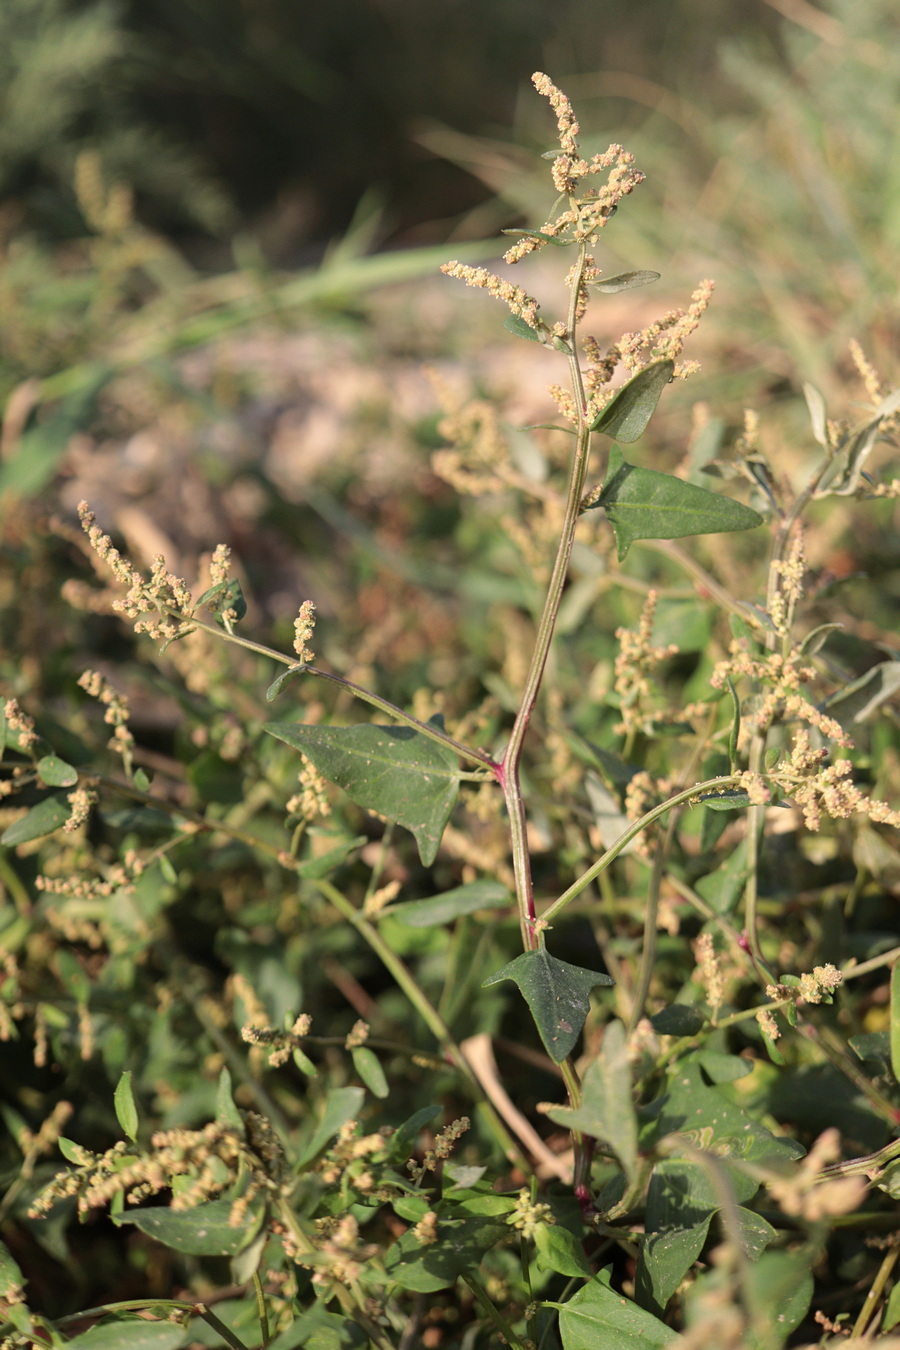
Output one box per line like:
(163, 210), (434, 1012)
(501, 243), (593, 951)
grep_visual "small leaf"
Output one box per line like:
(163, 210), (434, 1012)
(503, 314), (544, 344)
(799, 622), (843, 656)
(884, 1277), (900, 1332)
(802, 382), (828, 447)
(636, 1217), (711, 1317)
(352, 1046), (389, 1098)
(698, 790), (752, 811)
(266, 664), (307, 702)
(815, 389), (900, 497)
(0, 794), (71, 846)
(231, 1226), (268, 1285)
(213, 577), (246, 625)
(590, 269), (661, 294)
(388, 879), (510, 927)
(159, 854), (178, 885)
(293, 1047), (318, 1076)
(695, 840), (750, 917)
(590, 445), (764, 561)
(0, 1237), (25, 1300)
(296, 1086), (365, 1168)
(58, 1136), (87, 1164)
(114, 1070), (139, 1142)
(589, 359), (674, 442)
(482, 949), (614, 1063)
(132, 767), (151, 791)
(215, 1067), (245, 1135)
(296, 835), (367, 879)
(534, 1223), (592, 1277)
(389, 1105), (443, 1162)
(36, 755), (78, 787)
(734, 1206), (777, 1260)
(822, 660), (900, 726)
(264, 720), (460, 866)
(119, 1197), (265, 1255)
(268, 1305), (368, 1350)
(544, 1021), (638, 1176)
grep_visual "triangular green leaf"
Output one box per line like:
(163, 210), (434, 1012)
(544, 1021), (638, 1176)
(264, 720), (460, 866)
(590, 445), (764, 560)
(636, 1217), (711, 1318)
(482, 949), (614, 1063)
(556, 1277), (681, 1349)
(589, 359), (674, 442)
(0, 794), (71, 846)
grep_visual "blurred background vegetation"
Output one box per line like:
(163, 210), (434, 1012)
(3, 0), (900, 1338)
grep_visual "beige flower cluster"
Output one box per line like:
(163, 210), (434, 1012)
(242, 1012), (313, 1068)
(406, 1115), (470, 1183)
(711, 641), (849, 750)
(30, 1115), (284, 1228)
(613, 590), (678, 739)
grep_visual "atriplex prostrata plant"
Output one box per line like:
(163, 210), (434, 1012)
(4, 70), (900, 1350)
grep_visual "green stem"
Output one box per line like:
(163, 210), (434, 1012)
(252, 1272), (270, 1348)
(540, 775), (740, 925)
(500, 240), (594, 952)
(627, 823), (669, 1035)
(176, 613), (497, 770)
(849, 1242), (900, 1340)
(461, 1272), (529, 1350)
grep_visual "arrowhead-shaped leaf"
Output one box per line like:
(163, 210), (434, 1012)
(544, 1020), (638, 1175)
(482, 949), (614, 1063)
(554, 1272), (680, 1349)
(589, 359), (674, 442)
(589, 445), (764, 560)
(264, 720), (460, 866)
